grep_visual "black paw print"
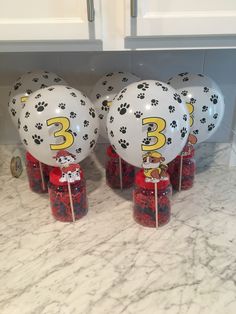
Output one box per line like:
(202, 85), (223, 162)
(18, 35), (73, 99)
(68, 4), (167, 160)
(58, 103), (66, 109)
(83, 134), (88, 140)
(200, 118), (206, 124)
(181, 90), (188, 96)
(32, 78), (39, 83)
(110, 130), (114, 137)
(35, 101), (48, 112)
(48, 87), (55, 91)
(180, 127), (187, 138)
(203, 87), (209, 93)
(32, 134), (43, 145)
(202, 106), (208, 112)
(120, 126), (127, 134)
(118, 139), (129, 149)
(193, 130), (199, 135)
(84, 120), (89, 127)
(183, 114), (187, 121)
(80, 100), (86, 106)
(54, 77), (62, 83)
(208, 124), (215, 131)
(23, 125), (28, 132)
(94, 128), (98, 134)
(179, 72), (189, 77)
(11, 109), (16, 116)
(42, 74), (48, 79)
(102, 80), (107, 85)
(213, 113), (218, 119)
(76, 148), (82, 154)
(183, 77), (189, 82)
(170, 121), (177, 128)
(70, 112), (77, 118)
(134, 111), (143, 118)
(137, 82), (149, 91)
(40, 84), (47, 89)
(96, 93), (101, 99)
(23, 139), (28, 146)
(25, 112), (30, 118)
(70, 92), (77, 97)
(26, 89), (32, 95)
(169, 105), (175, 113)
(210, 95), (218, 104)
(137, 93), (145, 99)
(117, 94), (123, 101)
(107, 86), (114, 91)
(151, 99), (159, 106)
(69, 130), (77, 137)
(147, 123), (154, 132)
(167, 138), (172, 145)
(101, 100), (109, 111)
(142, 137), (151, 145)
(35, 123), (43, 130)
(89, 108), (96, 118)
(190, 98), (196, 104)
(161, 86), (168, 92)
(173, 93), (182, 103)
(106, 72), (113, 77)
(90, 140), (96, 148)
(121, 88), (127, 94)
(118, 103), (130, 115)
(198, 74), (204, 77)
(99, 114), (104, 120)
(110, 116), (114, 123)
(14, 82), (22, 90)
(155, 82), (162, 87)
(17, 119), (21, 129)
(12, 98), (16, 104)
(35, 94), (41, 99)
(122, 77), (128, 82)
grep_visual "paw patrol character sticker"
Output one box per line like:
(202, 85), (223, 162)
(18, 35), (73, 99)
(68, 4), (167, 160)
(53, 150), (81, 183)
(142, 151), (168, 183)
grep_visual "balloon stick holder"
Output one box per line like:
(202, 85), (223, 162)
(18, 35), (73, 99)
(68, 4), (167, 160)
(119, 156), (123, 190)
(154, 182), (158, 229)
(39, 161), (46, 192)
(178, 154), (183, 192)
(67, 181), (76, 223)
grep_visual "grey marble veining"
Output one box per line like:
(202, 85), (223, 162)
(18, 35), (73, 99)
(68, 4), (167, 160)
(0, 143), (236, 314)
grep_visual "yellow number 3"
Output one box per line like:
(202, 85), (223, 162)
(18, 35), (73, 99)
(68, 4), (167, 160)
(46, 117), (74, 150)
(186, 103), (194, 127)
(142, 117), (166, 151)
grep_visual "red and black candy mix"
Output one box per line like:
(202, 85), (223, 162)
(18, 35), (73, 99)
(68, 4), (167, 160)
(48, 167), (88, 222)
(106, 145), (135, 189)
(133, 169), (172, 228)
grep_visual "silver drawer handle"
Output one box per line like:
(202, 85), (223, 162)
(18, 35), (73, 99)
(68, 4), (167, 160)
(87, 0), (95, 22)
(131, 0), (137, 18)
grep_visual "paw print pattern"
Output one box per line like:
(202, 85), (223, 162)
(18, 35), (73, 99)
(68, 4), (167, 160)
(106, 72), (113, 77)
(25, 112), (30, 118)
(147, 123), (154, 132)
(122, 77), (128, 82)
(203, 87), (209, 93)
(110, 116), (114, 123)
(99, 114), (104, 120)
(17, 119), (21, 130)
(35, 93), (41, 99)
(181, 90), (188, 96)
(58, 103), (66, 109)
(183, 114), (187, 121)
(190, 98), (196, 104)
(213, 113), (218, 119)
(94, 128), (98, 134)
(89, 108), (96, 118)
(42, 74), (48, 79)
(23, 125), (28, 132)
(35, 101), (48, 112)
(80, 100), (86, 106)
(170, 121), (177, 128)
(169, 105), (175, 113)
(210, 95), (218, 104)
(155, 82), (162, 87)
(167, 138), (172, 145)
(142, 137), (151, 145)
(32, 78), (39, 83)
(69, 130), (77, 137)
(54, 77), (62, 83)
(12, 98), (16, 104)
(118, 103), (130, 115)
(70, 112), (77, 118)
(76, 148), (82, 154)
(102, 80), (107, 85)
(120, 126), (127, 134)
(26, 89), (32, 95)
(84, 120), (89, 127)
(96, 93), (101, 99)
(48, 87), (54, 91)
(117, 94), (124, 101)
(90, 140), (96, 148)
(134, 111), (143, 118)
(118, 139), (129, 149)
(32, 134), (43, 145)
(11, 109), (16, 116)
(180, 127), (187, 138)
(202, 106), (208, 112)
(70, 92), (77, 97)
(173, 93), (182, 103)
(179, 72), (189, 77)
(121, 88), (127, 94)
(35, 123), (43, 130)
(151, 99), (159, 106)
(107, 86), (114, 91)
(198, 74), (204, 77)
(23, 139), (28, 146)
(193, 130), (199, 135)
(101, 100), (109, 111)
(183, 77), (189, 82)
(14, 82), (22, 90)
(137, 82), (149, 91)
(200, 118), (206, 124)
(208, 124), (215, 131)
(137, 93), (145, 99)
(40, 84), (47, 89)
(83, 134), (88, 140)
(110, 130), (114, 137)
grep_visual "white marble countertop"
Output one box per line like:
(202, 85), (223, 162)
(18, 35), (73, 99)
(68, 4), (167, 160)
(0, 143), (236, 314)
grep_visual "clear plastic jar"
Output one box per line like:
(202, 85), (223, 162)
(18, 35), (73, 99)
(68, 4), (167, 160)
(48, 167), (88, 222)
(25, 152), (52, 193)
(168, 143), (196, 190)
(106, 145), (135, 189)
(133, 169), (172, 228)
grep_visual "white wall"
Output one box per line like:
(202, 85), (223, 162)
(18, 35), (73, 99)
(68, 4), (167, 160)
(0, 49), (235, 144)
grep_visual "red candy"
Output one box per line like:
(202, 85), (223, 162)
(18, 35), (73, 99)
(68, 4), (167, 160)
(48, 168), (88, 222)
(106, 145), (135, 189)
(133, 169), (172, 228)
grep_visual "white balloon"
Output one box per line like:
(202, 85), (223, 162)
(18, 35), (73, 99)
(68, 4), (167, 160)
(19, 85), (99, 167)
(168, 73), (225, 144)
(90, 71), (140, 139)
(9, 70), (67, 129)
(107, 80), (190, 168)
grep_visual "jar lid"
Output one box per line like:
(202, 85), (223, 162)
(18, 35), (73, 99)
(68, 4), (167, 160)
(135, 169), (170, 190)
(26, 151), (39, 163)
(177, 143), (195, 159)
(49, 166), (83, 186)
(106, 145), (119, 158)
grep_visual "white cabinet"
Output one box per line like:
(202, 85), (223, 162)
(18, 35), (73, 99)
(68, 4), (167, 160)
(0, 0), (102, 51)
(125, 0), (236, 49)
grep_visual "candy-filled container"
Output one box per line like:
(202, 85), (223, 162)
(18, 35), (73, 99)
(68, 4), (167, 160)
(106, 145), (135, 189)
(25, 151), (51, 193)
(48, 167), (88, 222)
(133, 169), (172, 228)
